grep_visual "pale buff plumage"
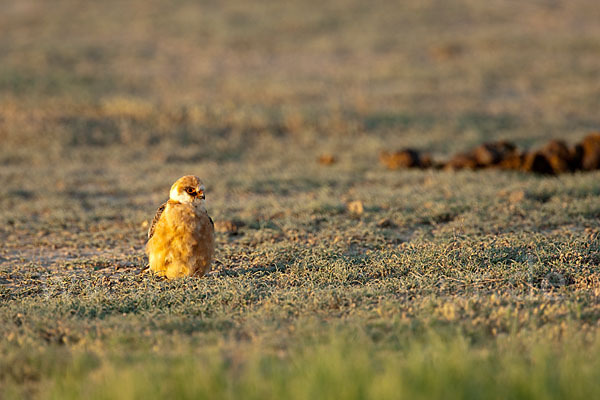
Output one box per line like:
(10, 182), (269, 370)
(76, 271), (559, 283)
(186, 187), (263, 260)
(146, 175), (215, 279)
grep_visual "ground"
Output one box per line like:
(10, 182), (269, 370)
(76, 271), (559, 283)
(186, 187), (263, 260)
(1, 0), (600, 398)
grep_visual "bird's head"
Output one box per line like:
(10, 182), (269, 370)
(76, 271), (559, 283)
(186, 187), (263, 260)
(169, 175), (206, 206)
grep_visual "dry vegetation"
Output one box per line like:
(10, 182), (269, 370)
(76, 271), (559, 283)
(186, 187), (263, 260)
(1, 0), (600, 398)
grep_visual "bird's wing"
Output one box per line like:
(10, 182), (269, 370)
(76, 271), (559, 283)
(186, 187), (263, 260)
(148, 202), (167, 240)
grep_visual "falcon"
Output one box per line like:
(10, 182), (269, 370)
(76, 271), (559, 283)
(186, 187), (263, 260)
(146, 175), (215, 279)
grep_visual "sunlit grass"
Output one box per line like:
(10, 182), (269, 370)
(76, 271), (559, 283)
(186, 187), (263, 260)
(2, 0), (600, 398)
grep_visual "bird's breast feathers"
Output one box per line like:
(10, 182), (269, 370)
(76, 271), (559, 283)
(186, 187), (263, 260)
(164, 201), (213, 234)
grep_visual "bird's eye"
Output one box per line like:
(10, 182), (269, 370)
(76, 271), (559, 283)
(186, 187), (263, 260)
(185, 187), (195, 195)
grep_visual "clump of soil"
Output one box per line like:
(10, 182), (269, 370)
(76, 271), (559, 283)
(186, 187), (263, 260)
(445, 141), (519, 170)
(380, 133), (600, 175)
(444, 152), (479, 170)
(317, 154), (337, 165)
(521, 151), (556, 175)
(474, 141), (519, 167)
(379, 149), (433, 169)
(520, 139), (581, 174)
(346, 200), (364, 215)
(579, 132), (600, 171)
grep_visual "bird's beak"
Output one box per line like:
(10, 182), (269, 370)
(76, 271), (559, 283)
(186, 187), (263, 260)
(197, 190), (205, 200)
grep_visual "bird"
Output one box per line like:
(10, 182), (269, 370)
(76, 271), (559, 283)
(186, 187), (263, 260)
(146, 175), (215, 279)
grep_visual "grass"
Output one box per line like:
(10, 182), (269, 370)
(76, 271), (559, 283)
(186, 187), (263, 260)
(1, 0), (600, 398)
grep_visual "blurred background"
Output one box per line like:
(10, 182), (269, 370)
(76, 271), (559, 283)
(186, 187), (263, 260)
(2, 0), (599, 160)
(1, 0), (599, 231)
